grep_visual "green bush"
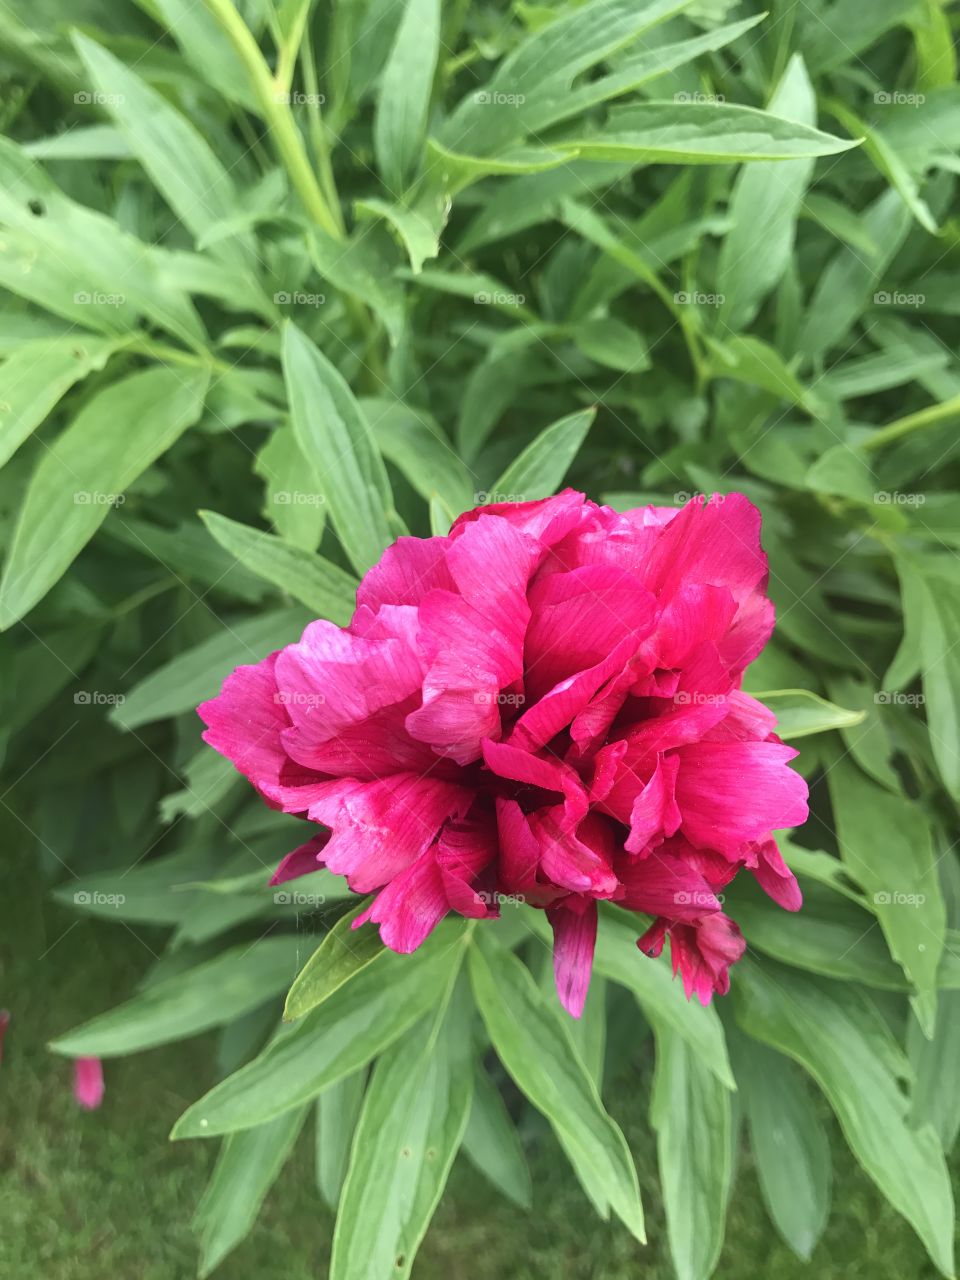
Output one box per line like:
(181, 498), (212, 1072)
(2, 1), (959, 1277)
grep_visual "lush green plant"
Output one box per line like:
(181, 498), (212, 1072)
(2, 0), (960, 1277)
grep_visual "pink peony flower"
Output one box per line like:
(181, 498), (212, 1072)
(73, 1056), (104, 1110)
(200, 491), (807, 1016)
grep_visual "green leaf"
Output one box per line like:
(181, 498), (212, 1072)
(734, 959), (955, 1278)
(0, 138), (205, 347)
(717, 55), (817, 330)
(200, 510), (357, 622)
(50, 937), (300, 1057)
(461, 1065), (533, 1209)
(797, 189), (912, 361)
(255, 424), (327, 552)
(373, 0), (440, 192)
(559, 102), (857, 164)
(0, 365), (208, 629)
(330, 981), (473, 1280)
(194, 1106), (308, 1278)
(469, 933), (645, 1241)
(905, 559), (960, 801)
(754, 688), (866, 738)
(590, 906), (735, 1088)
(573, 318), (649, 372)
(282, 322), (393, 575)
(110, 606), (309, 730)
(440, 0), (697, 155)
(732, 878), (910, 990)
(316, 1070), (367, 1210)
(0, 335), (118, 470)
(74, 34), (257, 270)
(171, 930), (458, 1138)
(363, 396), (475, 516)
(491, 408), (595, 503)
(827, 752), (946, 1033)
(284, 902), (386, 1021)
(910, 992), (960, 1152)
(651, 1022), (732, 1280)
(733, 1036), (831, 1260)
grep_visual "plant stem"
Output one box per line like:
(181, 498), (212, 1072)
(862, 393), (960, 451)
(201, 0), (343, 241)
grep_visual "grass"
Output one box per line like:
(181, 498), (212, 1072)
(0, 839), (948, 1279)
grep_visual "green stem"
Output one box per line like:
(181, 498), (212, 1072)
(300, 29), (342, 230)
(862, 393), (960, 451)
(201, 0), (343, 240)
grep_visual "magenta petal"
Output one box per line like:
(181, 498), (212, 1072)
(548, 900), (598, 1018)
(617, 847), (720, 919)
(73, 1057), (104, 1110)
(354, 848), (448, 952)
(306, 774), (471, 892)
(676, 741), (809, 855)
(269, 832), (330, 885)
(198, 652), (290, 794)
(624, 755), (681, 854)
(752, 838), (803, 911)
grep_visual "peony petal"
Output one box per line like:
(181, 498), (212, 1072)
(199, 652), (293, 798)
(617, 846), (720, 919)
(643, 492), (767, 606)
(269, 832), (330, 885)
(751, 838), (803, 911)
(355, 535), (454, 612)
(353, 848), (448, 952)
(436, 817), (500, 918)
(676, 741), (809, 856)
(73, 1056), (104, 1110)
(523, 565), (656, 702)
(624, 754), (682, 853)
(306, 774), (472, 892)
(548, 900), (598, 1018)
